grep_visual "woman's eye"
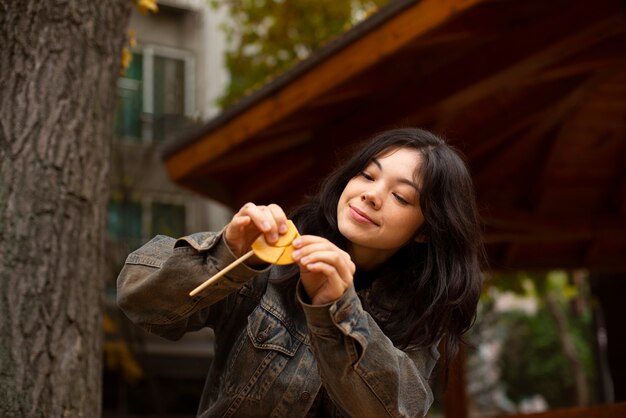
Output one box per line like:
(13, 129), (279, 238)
(360, 172), (374, 181)
(393, 193), (408, 205)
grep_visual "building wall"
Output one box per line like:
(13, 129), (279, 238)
(104, 4), (232, 414)
(111, 2), (232, 246)
(128, 0), (230, 120)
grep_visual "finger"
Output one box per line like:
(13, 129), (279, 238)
(293, 247), (349, 272)
(292, 241), (333, 258)
(256, 205), (280, 243)
(236, 203), (265, 232)
(292, 239), (351, 264)
(230, 215), (251, 228)
(267, 203), (289, 234)
(297, 250), (354, 284)
(242, 203), (279, 241)
(292, 237), (354, 276)
(236, 202), (252, 215)
(224, 215), (250, 240)
(304, 261), (338, 276)
(292, 235), (339, 249)
(302, 262), (347, 293)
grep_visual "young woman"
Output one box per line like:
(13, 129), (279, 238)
(117, 127), (485, 417)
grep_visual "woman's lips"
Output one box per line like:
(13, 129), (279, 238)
(349, 205), (378, 225)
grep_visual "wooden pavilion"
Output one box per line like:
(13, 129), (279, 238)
(163, 0), (626, 416)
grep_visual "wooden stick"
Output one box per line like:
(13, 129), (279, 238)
(189, 250), (254, 297)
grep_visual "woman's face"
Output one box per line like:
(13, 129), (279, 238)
(337, 147), (426, 269)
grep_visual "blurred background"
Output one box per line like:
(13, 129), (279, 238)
(101, 0), (626, 417)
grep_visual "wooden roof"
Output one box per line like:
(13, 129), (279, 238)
(164, 0), (626, 271)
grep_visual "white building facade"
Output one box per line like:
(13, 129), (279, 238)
(104, 2), (231, 415)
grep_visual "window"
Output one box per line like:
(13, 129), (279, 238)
(107, 200), (143, 250)
(151, 202), (186, 238)
(116, 46), (195, 143)
(107, 199), (187, 248)
(115, 53), (143, 140)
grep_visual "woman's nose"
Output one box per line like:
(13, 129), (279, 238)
(361, 191), (380, 208)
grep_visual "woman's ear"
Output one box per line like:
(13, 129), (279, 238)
(413, 225), (428, 243)
(414, 234), (428, 243)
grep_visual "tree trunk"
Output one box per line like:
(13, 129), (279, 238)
(0, 1), (131, 416)
(545, 292), (590, 407)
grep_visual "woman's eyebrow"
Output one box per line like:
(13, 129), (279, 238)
(373, 157), (419, 191)
(399, 178), (420, 191)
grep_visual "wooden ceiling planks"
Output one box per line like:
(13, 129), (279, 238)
(165, 0), (484, 183)
(532, 66), (626, 215)
(163, 0), (626, 271)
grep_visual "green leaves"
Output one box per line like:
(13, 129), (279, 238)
(215, 0), (390, 108)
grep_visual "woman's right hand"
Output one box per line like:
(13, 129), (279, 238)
(224, 202), (289, 264)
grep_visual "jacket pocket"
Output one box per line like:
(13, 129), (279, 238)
(124, 235), (175, 268)
(223, 304), (303, 401)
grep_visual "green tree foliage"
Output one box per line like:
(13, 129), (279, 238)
(473, 271), (597, 410)
(213, 0), (390, 108)
(498, 302), (595, 407)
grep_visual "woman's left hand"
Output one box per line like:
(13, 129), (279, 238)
(292, 235), (356, 305)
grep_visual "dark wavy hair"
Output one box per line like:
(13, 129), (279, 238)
(290, 127), (485, 368)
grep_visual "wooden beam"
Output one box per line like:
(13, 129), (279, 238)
(483, 231), (602, 244)
(201, 131), (312, 173)
(472, 122), (561, 190)
(536, 57), (626, 83)
(582, 239), (604, 267)
(307, 85), (371, 108)
(165, 0), (486, 182)
(444, 55), (626, 158)
(502, 243), (520, 267)
(434, 14), (626, 117)
(444, 345), (468, 418)
(230, 147), (318, 207)
(494, 402), (626, 418)
(316, 0), (626, 161)
(615, 162), (626, 215)
(483, 207), (626, 233)
(529, 67), (626, 211)
(483, 210), (626, 247)
(461, 78), (583, 163)
(473, 75), (593, 189)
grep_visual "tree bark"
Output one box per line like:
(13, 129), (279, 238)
(545, 292), (590, 407)
(0, 1), (131, 416)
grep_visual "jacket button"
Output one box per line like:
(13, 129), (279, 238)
(257, 327), (270, 342)
(300, 391), (311, 401)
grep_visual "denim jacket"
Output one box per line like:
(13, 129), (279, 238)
(117, 231), (439, 417)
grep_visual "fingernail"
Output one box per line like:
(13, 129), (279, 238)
(279, 223), (288, 233)
(301, 256), (310, 264)
(293, 238), (301, 248)
(269, 233), (278, 242)
(262, 222), (271, 231)
(292, 250), (301, 259)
